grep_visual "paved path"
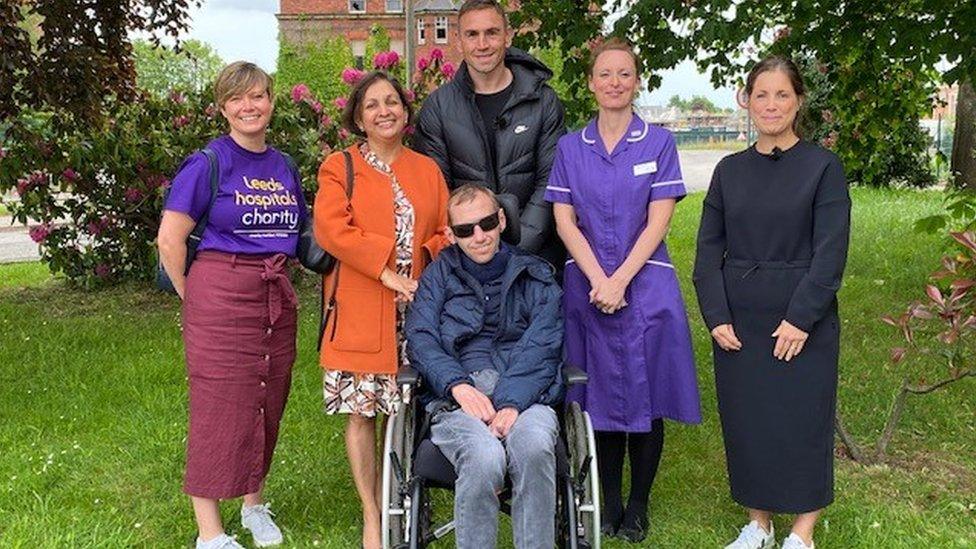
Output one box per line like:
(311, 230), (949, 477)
(0, 149), (732, 264)
(678, 149), (733, 192)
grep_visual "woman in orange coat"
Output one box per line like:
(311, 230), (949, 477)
(313, 70), (449, 549)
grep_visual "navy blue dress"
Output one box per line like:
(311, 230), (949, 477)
(693, 141), (850, 513)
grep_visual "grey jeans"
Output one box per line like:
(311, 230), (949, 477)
(430, 403), (559, 549)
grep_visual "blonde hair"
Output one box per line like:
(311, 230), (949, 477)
(447, 184), (500, 222)
(588, 37), (641, 77)
(213, 61), (274, 109)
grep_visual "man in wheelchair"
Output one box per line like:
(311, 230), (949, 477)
(405, 184), (565, 549)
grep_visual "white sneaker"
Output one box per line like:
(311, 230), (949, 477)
(241, 503), (284, 547)
(196, 533), (245, 549)
(725, 520), (776, 549)
(781, 533), (815, 549)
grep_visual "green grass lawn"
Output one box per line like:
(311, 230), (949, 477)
(1, 187), (974, 548)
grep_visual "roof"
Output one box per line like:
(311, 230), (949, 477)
(415, 0), (461, 13)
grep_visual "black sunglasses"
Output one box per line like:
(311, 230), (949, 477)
(451, 210), (501, 238)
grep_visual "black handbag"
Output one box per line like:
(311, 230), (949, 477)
(292, 150), (354, 274)
(156, 148), (219, 294)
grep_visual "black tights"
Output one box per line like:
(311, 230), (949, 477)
(595, 419), (664, 530)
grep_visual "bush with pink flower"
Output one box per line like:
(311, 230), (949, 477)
(0, 50), (453, 287)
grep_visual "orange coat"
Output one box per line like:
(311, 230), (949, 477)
(314, 145), (449, 374)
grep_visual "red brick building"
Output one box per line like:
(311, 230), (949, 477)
(277, 0), (466, 69)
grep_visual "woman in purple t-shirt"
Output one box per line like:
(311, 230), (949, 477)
(157, 61), (304, 549)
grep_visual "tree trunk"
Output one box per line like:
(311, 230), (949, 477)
(952, 80), (976, 188)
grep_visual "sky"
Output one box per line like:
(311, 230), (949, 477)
(179, 0), (737, 109)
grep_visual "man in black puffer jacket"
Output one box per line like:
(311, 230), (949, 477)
(414, 0), (566, 269)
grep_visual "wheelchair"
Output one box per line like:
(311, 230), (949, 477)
(379, 364), (601, 549)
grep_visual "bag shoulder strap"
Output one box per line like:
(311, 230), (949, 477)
(341, 150), (354, 198)
(318, 150), (356, 352)
(190, 148), (219, 239)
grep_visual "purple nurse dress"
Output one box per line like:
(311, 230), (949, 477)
(545, 114), (702, 432)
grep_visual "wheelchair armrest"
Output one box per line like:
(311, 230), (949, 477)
(563, 364), (588, 385)
(397, 365), (422, 387)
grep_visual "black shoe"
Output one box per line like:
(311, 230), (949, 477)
(617, 514), (648, 543)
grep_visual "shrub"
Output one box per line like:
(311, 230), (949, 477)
(0, 50), (451, 288)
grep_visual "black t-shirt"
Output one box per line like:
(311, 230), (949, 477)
(475, 80), (514, 170)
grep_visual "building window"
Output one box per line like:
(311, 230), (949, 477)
(349, 0), (365, 13)
(351, 40), (366, 69)
(417, 19), (426, 44)
(434, 16), (448, 44)
(385, 0), (402, 11)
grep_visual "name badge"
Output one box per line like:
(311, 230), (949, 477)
(633, 161), (657, 176)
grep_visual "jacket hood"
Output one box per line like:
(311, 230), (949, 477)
(455, 47), (554, 98)
(439, 243), (555, 284)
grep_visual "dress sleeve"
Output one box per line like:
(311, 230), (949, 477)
(164, 152), (211, 220)
(649, 133), (686, 203)
(313, 152), (395, 280)
(693, 164), (733, 330)
(543, 143), (573, 205)
(785, 157), (851, 331)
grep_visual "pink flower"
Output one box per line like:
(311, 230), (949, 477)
(124, 187), (145, 203)
(173, 115), (190, 129)
(417, 57), (430, 71)
(404, 89), (416, 103)
(430, 48), (444, 61)
(338, 128), (350, 140)
(821, 110), (834, 124)
(169, 90), (186, 104)
(403, 124), (415, 136)
(86, 217), (110, 237)
(817, 63), (829, 75)
(441, 62), (456, 79)
(320, 114), (333, 127)
(16, 178), (29, 196)
(342, 68), (366, 85)
(62, 168), (79, 182)
(0, 147), (7, 159)
(205, 103), (218, 118)
(374, 50), (400, 69)
(307, 99), (323, 114)
(774, 27), (791, 41)
(29, 223), (52, 243)
(29, 170), (47, 186)
(334, 97), (348, 110)
(291, 83), (311, 103)
(94, 263), (112, 278)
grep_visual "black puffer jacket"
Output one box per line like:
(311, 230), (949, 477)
(414, 48), (566, 264)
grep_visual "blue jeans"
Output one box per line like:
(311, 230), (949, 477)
(430, 404), (559, 549)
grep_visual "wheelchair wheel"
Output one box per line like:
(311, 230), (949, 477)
(565, 402), (601, 549)
(382, 400), (415, 549)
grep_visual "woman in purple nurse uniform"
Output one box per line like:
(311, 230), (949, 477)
(545, 38), (701, 543)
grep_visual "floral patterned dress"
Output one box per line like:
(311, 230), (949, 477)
(323, 142), (414, 417)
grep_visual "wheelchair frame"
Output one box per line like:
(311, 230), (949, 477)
(381, 365), (601, 549)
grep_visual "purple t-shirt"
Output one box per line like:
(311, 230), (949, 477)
(165, 135), (307, 256)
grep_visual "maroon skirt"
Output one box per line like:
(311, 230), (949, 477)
(181, 251), (298, 499)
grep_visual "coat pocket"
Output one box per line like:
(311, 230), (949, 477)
(332, 288), (383, 353)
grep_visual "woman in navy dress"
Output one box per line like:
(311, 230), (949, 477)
(693, 56), (850, 549)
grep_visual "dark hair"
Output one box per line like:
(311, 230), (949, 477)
(341, 71), (414, 138)
(457, 0), (507, 28)
(744, 55), (806, 135)
(588, 36), (641, 77)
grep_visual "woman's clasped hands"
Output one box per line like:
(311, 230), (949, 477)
(589, 273), (629, 315)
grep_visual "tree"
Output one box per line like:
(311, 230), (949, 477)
(512, 0), (976, 187)
(276, 36), (355, 105)
(953, 82), (976, 188)
(0, 0), (199, 120)
(132, 39), (224, 97)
